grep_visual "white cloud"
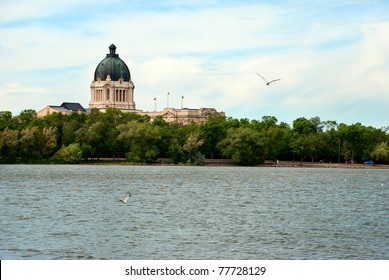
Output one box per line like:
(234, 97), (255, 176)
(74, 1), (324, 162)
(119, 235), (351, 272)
(0, 0), (99, 23)
(0, 83), (51, 114)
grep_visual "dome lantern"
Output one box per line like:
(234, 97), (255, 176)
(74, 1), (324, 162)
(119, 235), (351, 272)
(108, 44), (118, 57)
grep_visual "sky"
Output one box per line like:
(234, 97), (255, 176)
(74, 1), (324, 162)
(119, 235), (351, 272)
(1, 0), (388, 128)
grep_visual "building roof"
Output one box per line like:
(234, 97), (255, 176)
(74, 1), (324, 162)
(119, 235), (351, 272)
(60, 102), (86, 112)
(49, 106), (71, 113)
(94, 44), (131, 82)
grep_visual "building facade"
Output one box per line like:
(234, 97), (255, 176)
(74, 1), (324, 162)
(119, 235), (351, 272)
(141, 107), (224, 124)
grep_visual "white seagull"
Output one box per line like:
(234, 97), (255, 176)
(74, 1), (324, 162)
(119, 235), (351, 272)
(257, 73), (281, 85)
(119, 192), (131, 204)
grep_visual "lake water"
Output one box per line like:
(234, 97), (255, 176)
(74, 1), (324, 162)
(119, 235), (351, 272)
(1, 165), (388, 260)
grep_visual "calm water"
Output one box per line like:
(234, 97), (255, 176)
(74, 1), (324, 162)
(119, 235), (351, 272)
(1, 165), (388, 260)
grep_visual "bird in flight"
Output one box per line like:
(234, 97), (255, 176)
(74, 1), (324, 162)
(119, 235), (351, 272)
(119, 192), (131, 204)
(257, 73), (281, 85)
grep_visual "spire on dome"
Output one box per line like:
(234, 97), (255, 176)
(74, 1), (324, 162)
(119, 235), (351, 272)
(107, 44), (118, 58)
(109, 44), (116, 55)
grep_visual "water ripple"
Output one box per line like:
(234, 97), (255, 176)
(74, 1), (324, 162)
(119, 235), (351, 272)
(1, 165), (388, 259)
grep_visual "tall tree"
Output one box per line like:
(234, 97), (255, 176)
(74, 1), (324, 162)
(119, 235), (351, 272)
(117, 121), (162, 163)
(0, 111), (13, 131)
(341, 123), (366, 162)
(15, 109), (38, 130)
(199, 115), (227, 159)
(19, 126), (40, 161)
(41, 127), (58, 158)
(370, 142), (389, 162)
(183, 131), (205, 164)
(217, 127), (267, 166)
(0, 127), (19, 162)
(261, 115), (278, 130)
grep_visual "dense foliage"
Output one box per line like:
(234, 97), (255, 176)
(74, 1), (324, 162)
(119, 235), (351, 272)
(0, 109), (388, 165)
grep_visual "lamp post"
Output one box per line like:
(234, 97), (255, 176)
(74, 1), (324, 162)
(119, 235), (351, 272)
(181, 96), (184, 109)
(167, 92), (170, 108)
(153, 97), (157, 112)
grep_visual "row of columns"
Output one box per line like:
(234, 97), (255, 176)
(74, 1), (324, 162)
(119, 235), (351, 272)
(93, 88), (128, 102)
(114, 89), (127, 102)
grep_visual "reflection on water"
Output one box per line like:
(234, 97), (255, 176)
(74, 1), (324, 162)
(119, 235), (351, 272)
(1, 165), (388, 259)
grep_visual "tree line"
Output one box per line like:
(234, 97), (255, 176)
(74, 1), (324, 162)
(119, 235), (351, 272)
(0, 108), (388, 165)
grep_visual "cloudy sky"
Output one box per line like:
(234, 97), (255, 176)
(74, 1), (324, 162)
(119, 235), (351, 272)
(1, 0), (388, 128)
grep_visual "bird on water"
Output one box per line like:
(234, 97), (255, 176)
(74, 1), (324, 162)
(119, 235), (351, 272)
(257, 73), (281, 85)
(119, 192), (131, 204)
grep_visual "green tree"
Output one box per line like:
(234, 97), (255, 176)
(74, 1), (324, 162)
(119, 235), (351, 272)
(370, 142), (389, 162)
(168, 138), (185, 164)
(19, 126), (40, 161)
(52, 143), (82, 163)
(79, 109), (121, 159)
(293, 117), (316, 135)
(340, 123), (367, 162)
(80, 143), (95, 161)
(289, 133), (310, 162)
(217, 127), (266, 166)
(0, 111), (13, 130)
(41, 127), (58, 158)
(41, 112), (64, 145)
(199, 115), (227, 159)
(62, 114), (85, 146)
(0, 127), (19, 162)
(84, 121), (109, 158)
(319, 121), (340, 163)
(151, 116), (172, 159)
(261, 115), (278, 130)
(164, 121), (199, 163)
(290, 117), (325, 162)
(152, 115), (169, 127)
(266, 125), (288, 161)
(290, 118), (314, 162)
(183, 131), (205, 164)
(225, 117), (240, 129)
(43, 112), (87, 147)
(117, 121), (162, 163)
(14, 109), (38, 130)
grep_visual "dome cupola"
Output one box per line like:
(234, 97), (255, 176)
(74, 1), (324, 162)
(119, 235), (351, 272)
(90, 44), (135, 111)
(94, 44), (131, 81)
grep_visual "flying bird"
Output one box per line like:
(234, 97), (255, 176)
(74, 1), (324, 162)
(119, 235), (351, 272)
(257, 73), (281, 85)
(119, 192), (131, 204)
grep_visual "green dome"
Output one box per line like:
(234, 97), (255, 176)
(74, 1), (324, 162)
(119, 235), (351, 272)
(94, 44), (131, 81)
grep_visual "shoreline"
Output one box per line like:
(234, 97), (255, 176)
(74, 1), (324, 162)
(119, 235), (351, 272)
(260, 160), (389, 169)
(83, 158), (389, 169)
(1, 159), (388, 169)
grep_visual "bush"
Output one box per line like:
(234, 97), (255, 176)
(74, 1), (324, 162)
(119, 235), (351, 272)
(52, 143), (82, 163)
(370, 142), (389, 163)
(188, 151), (205, 165)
